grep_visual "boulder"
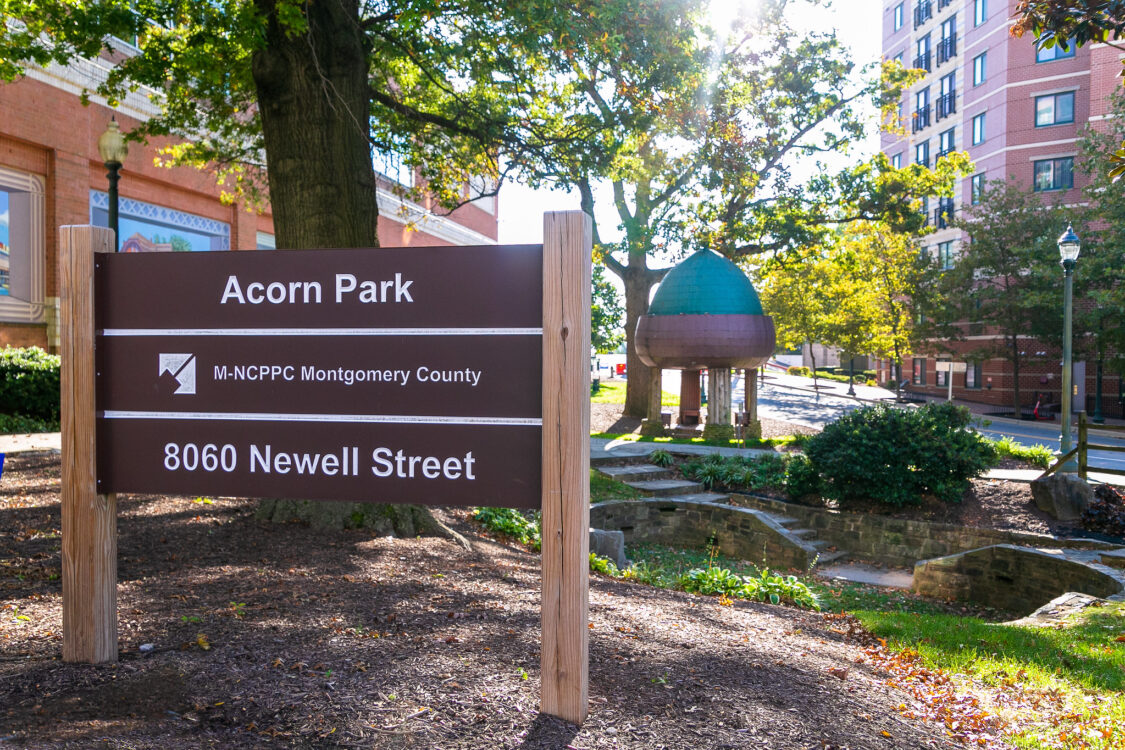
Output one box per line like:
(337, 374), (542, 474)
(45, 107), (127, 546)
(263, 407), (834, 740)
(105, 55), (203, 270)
(590, 528), (627, 569)
(1030, 473), (1094, 521)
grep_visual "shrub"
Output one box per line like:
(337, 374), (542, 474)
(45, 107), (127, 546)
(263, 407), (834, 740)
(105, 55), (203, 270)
(648, 449), (673, 467)
(677, 566), (746, 596)
(804, 402), (997, 507)
(472, 507), (541, 550)
(0, 347), (60, 421)
(589, 553), (620, 576)
(677, 565), (820, 609)
(787, 365), (812, 377)
(784, 454), (822, 501)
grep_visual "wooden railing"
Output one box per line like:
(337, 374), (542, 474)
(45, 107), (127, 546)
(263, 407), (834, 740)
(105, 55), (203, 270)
(1040, 411), (1125, 479)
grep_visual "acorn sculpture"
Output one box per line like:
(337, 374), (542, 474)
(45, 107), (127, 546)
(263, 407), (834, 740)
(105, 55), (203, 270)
(635, 249), (775, 439)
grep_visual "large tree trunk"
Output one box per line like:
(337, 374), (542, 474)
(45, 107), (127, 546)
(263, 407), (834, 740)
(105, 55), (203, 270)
(248, 1), (444, 538)
(252, 0), (378, 251)
(622, 264), (658, 418)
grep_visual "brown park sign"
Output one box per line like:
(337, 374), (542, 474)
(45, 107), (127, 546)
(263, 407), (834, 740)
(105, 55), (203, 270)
(63, 214), (592, 725)
(94, 244), (544, 508)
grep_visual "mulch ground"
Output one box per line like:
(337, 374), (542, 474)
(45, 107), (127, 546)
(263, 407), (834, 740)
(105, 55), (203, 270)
(0, 452), (966, 749)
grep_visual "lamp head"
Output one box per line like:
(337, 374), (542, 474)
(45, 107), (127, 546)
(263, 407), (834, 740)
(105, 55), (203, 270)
(97, 118), (128, 166)
(1057, 224), (1081, 264)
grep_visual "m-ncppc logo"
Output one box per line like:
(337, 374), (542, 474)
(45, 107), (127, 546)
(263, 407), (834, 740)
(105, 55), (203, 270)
(159, 353), (196, 395)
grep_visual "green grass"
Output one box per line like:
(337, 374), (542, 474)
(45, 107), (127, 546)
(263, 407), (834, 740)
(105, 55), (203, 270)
(591, 431), (798, 450)
(590, 380), (678, 406)
(589, 469), (644, 504)
(0, 413), (59, 434)
(854, 603), (1125, 749)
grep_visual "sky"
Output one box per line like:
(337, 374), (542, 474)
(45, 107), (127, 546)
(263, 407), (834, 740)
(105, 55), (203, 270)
(496, 0), (883, 245)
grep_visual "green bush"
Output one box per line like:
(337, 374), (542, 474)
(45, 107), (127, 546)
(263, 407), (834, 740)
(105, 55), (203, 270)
(784, 454), (822, 501)
(648, 449), (673, 467)
(677, 565), (820, 609)
(0, 347), (60, 421)
(804, 402), (997, 507)
(786, 365), (811, 377)
(0, 412), (58, 434)
(677, 566), (746, 596)
(589, 553), (620, 576)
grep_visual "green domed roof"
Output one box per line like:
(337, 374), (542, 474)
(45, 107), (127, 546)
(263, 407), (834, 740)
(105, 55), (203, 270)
(648, 249), (763, 316)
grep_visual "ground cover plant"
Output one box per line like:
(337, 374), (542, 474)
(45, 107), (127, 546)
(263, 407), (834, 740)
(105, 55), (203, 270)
(804, 402), (997, 507)
(988, 436), (1054, 469)
(854, 602), (1125, 750)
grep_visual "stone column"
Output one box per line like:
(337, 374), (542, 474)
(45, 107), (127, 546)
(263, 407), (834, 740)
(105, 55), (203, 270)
(640, 367), (666, 436)
(679, 368), (701, 426)
(703, 367), (734, 442)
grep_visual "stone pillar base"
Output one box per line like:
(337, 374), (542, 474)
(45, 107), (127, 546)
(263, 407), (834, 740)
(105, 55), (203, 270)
(701, 423), (734, 442)
(741, 418), (762, 442)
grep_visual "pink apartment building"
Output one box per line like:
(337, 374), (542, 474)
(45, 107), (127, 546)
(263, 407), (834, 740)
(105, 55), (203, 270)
(880, 0), (1123, 417)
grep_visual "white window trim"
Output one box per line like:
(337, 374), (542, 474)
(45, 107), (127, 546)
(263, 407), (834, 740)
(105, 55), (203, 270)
(0, 167), (46, 324)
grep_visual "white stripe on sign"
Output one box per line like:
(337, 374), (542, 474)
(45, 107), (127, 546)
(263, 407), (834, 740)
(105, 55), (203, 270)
(101, 411), (542, 426)
(102, 328), (543, 337)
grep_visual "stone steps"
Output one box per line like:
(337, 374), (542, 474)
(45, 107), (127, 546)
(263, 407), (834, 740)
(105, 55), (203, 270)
(625, 478), (707, 497)
(591, 463), (851, 569)
(597, 464), (674, 483)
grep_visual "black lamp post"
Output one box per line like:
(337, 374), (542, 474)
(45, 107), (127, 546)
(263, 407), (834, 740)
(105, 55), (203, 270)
(1057, 224), (1080, 473)
(97, 118), (128, 252)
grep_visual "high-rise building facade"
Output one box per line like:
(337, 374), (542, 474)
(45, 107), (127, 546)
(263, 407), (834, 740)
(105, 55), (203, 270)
(880, 0), (1123, 417)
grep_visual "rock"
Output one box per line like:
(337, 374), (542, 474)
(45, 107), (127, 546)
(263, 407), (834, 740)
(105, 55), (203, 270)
(1030, 473), (1094, 521)
(590, 528), (627, 569)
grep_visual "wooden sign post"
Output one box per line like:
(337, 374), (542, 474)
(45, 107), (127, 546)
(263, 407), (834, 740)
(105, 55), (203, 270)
(59, 225), (118, 663)
(540, 212), (592, 724)
(58, 212), (592, 723)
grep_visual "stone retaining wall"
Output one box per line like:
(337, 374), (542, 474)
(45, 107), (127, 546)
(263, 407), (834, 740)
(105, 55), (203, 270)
(732, 494), (1118, 568)
(913, 545), (1124, 612)
(590, 500), (814, 571)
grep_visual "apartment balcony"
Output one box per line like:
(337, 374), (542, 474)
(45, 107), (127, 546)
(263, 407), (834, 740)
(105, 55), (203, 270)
(936, 34), (957, 64)
(934, 199), (955, 229)
(912, 51), (932, 72)
(914, 0), (933, 28)
(938, 0), (953, 8)
(912, 105), (931, 133)
(936, 92), (957, 120)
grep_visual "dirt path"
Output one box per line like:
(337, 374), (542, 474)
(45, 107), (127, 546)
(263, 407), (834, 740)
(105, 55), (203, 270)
(0, 453), (959, 749)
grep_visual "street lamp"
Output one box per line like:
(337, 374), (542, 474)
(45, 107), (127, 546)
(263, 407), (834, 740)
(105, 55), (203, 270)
(97, 117), (128, 252)
(1057, 224), (1080, 472)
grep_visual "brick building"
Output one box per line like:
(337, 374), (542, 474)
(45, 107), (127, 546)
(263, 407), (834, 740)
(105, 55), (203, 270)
(0, 56), (498, 352)
(880, 0), (1123, 417)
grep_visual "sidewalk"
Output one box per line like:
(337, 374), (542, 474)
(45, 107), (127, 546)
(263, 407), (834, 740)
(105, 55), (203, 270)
(0, 431), (60, 454)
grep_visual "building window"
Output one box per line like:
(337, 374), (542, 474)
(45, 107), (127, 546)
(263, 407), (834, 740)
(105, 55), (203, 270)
(936, 359), (949, 387)
(893, 52), (904, 66)
(256, 232), (276, 250)
(973, 0), (986, 26)
(373, 150), (414, 188)
(913, 358), (927, 385)
(937, 72), (957, 119)
(971, 112), (985, 145)
(894, 2), (904, 31)
(973, 52), (987, 85)
(916, 140), (931, 167)
(914, 34), (932, 71)
(1035, 91), (1075, 126)
(971, 172), (985, 204)
(1036, 43), (1075, 62)
(937, 15), (957, 65)
(938, 240), (954, 270)
(938, 127), (955, 156)
(1033, 157), (1074, 191)
(913, 86), (932, 131)
(965, 361), (982, 389)
(891, 152), (903, 169)
(90, 191), (231, 252)
(0, 167), (46, 324)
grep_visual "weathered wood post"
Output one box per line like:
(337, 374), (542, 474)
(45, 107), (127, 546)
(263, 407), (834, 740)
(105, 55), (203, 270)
(540, 211), (591, 724)
(59, 225), (118, 663)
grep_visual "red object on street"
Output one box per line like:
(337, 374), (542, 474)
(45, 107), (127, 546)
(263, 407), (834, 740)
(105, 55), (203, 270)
(616, 363), (626, 376)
